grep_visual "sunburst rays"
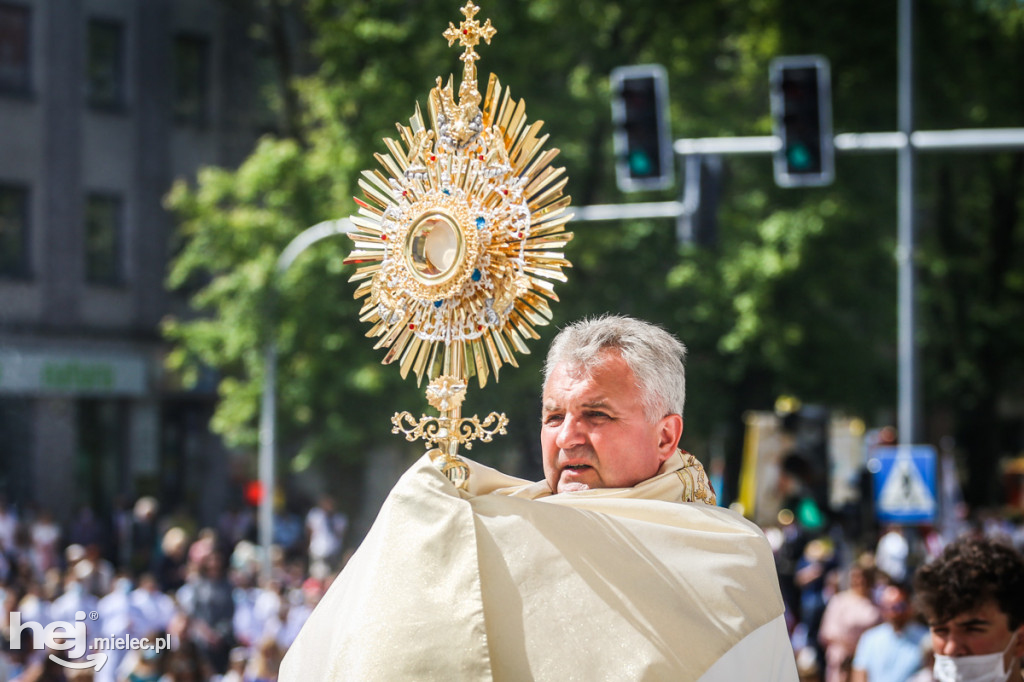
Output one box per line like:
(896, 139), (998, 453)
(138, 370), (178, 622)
(344, 72), (573, 388)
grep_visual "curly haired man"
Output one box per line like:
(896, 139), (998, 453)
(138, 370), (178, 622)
(913, 535), (1024, 682)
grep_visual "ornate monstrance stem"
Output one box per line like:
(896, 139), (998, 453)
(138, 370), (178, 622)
(345, 2), (572, 489)
(391, 344), (507, 487)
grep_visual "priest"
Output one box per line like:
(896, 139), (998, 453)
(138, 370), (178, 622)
(280, 315), (798, 680)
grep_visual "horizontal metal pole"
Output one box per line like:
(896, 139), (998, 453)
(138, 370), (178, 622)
(675, 128), (1024, 156)
(834, 132), (908, 151)
(574, 201), (685, 222)
(277, 218), (354, 274)
(911, 128), (1024, 150)
(674, 136), (780, 155)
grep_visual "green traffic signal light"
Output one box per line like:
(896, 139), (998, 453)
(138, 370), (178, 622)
(612, 65), (674, 191)
(786, 142), (812, 171)
(770, 56), (834, 187)
(629, 149), (654, 176)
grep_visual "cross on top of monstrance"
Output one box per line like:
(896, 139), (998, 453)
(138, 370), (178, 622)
(343, 2), (574, 489)
(443, 1), (496, 66)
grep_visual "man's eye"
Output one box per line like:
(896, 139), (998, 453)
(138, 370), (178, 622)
(587, 411), (610, 420)
(543, 414), (563, 425)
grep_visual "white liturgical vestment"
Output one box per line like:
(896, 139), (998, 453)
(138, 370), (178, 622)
(280, 451), (798, 681)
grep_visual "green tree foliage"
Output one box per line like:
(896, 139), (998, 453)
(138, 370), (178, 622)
(165, 0), (1023, 506)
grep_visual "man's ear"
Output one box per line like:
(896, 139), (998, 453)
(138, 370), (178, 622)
(1011, 624), (1024, 658)
(657, 414), (683, 461)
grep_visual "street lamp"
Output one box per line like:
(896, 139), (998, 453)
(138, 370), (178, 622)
(258, 218), (354, 581)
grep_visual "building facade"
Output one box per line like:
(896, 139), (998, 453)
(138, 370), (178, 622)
(0, 0), (267, 524)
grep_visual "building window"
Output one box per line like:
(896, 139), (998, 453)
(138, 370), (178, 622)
(85, 193), (122, 285)
(0, 183), (30, 279)
(0, 2), (30, 94)
(76, 399), (128, 519)
(173, 34), (208, 126)
(0, 398), (33, 507)
(86, 19), (124, 110)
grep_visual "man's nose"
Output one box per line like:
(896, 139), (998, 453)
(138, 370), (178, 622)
(938, 634), (968, 657)
(555, 413), (585, 449)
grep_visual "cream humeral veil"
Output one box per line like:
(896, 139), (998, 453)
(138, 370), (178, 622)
(279, 452), (798, 681)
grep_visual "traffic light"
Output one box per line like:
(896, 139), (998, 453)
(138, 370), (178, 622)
(611, 64), (674, 192)
(770, 56), (834, 187)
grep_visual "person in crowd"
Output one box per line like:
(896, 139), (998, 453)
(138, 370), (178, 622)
(275, 577), (322, 651)
(221, 647), (249, 682)
(304, 496), (347, 577)
(130, 498), (160, 579)
(876, 524), (910, 583)
(29, 509), (60, 580)
(94, 574), (141, 682)
(130, 573), (177, 639)
(795, 536), (838, 672)
(186, 551), (234, 675)
(229, 567), (259, 651)
(156, 527), (189, 593)
(117, 646), (163, 682)
(246, 577), (285, 650)
(160, 638), (212, 682)
(0, 496), (19, 553)
(48, 562), (98, 624)
(83, 543), (115, 598)
(819, 561), (882, 682)
(12, 646), (70, 682)
(247, 636), (283, 682)
(913, 535), (1023, 682)
(852, 582), (929, 682)
(12, 579), (50, 629)
(68, 507), (103, 549)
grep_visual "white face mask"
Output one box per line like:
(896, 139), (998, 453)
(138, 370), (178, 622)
(933, 631), (1019, 682)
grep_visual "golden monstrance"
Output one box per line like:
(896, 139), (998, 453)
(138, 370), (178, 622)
(343, 1), (574, 488)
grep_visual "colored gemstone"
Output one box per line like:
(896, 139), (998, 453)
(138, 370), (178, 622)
(471, 269), (481, 281)
(476, 217), (485, 229)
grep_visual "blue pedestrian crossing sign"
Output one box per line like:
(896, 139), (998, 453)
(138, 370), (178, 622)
(869, 445), (937, 524)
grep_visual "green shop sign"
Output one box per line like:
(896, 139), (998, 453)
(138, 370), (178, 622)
(41, 361), (116, 391)
(0, 350), (148, 396)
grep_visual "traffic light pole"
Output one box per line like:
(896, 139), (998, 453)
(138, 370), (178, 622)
(898, 0), (917, 444)
(258, 218), (354, 581)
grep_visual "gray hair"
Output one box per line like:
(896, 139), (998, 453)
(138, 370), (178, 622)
(543, 314), (687, 421)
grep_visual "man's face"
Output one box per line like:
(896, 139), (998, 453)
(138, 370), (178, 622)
(541, 350), (681, 493)
(879, 585), (914, 630)
(930, 600), (1024, 670)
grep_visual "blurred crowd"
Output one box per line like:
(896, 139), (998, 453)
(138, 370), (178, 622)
(2, 476), (1023, 682)
(766, 494), (1024, 682)
(0, 494), (349, 682)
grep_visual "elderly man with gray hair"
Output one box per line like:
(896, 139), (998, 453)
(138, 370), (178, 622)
(540, 314), (691, 494)
(282, 315), (797, 681)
